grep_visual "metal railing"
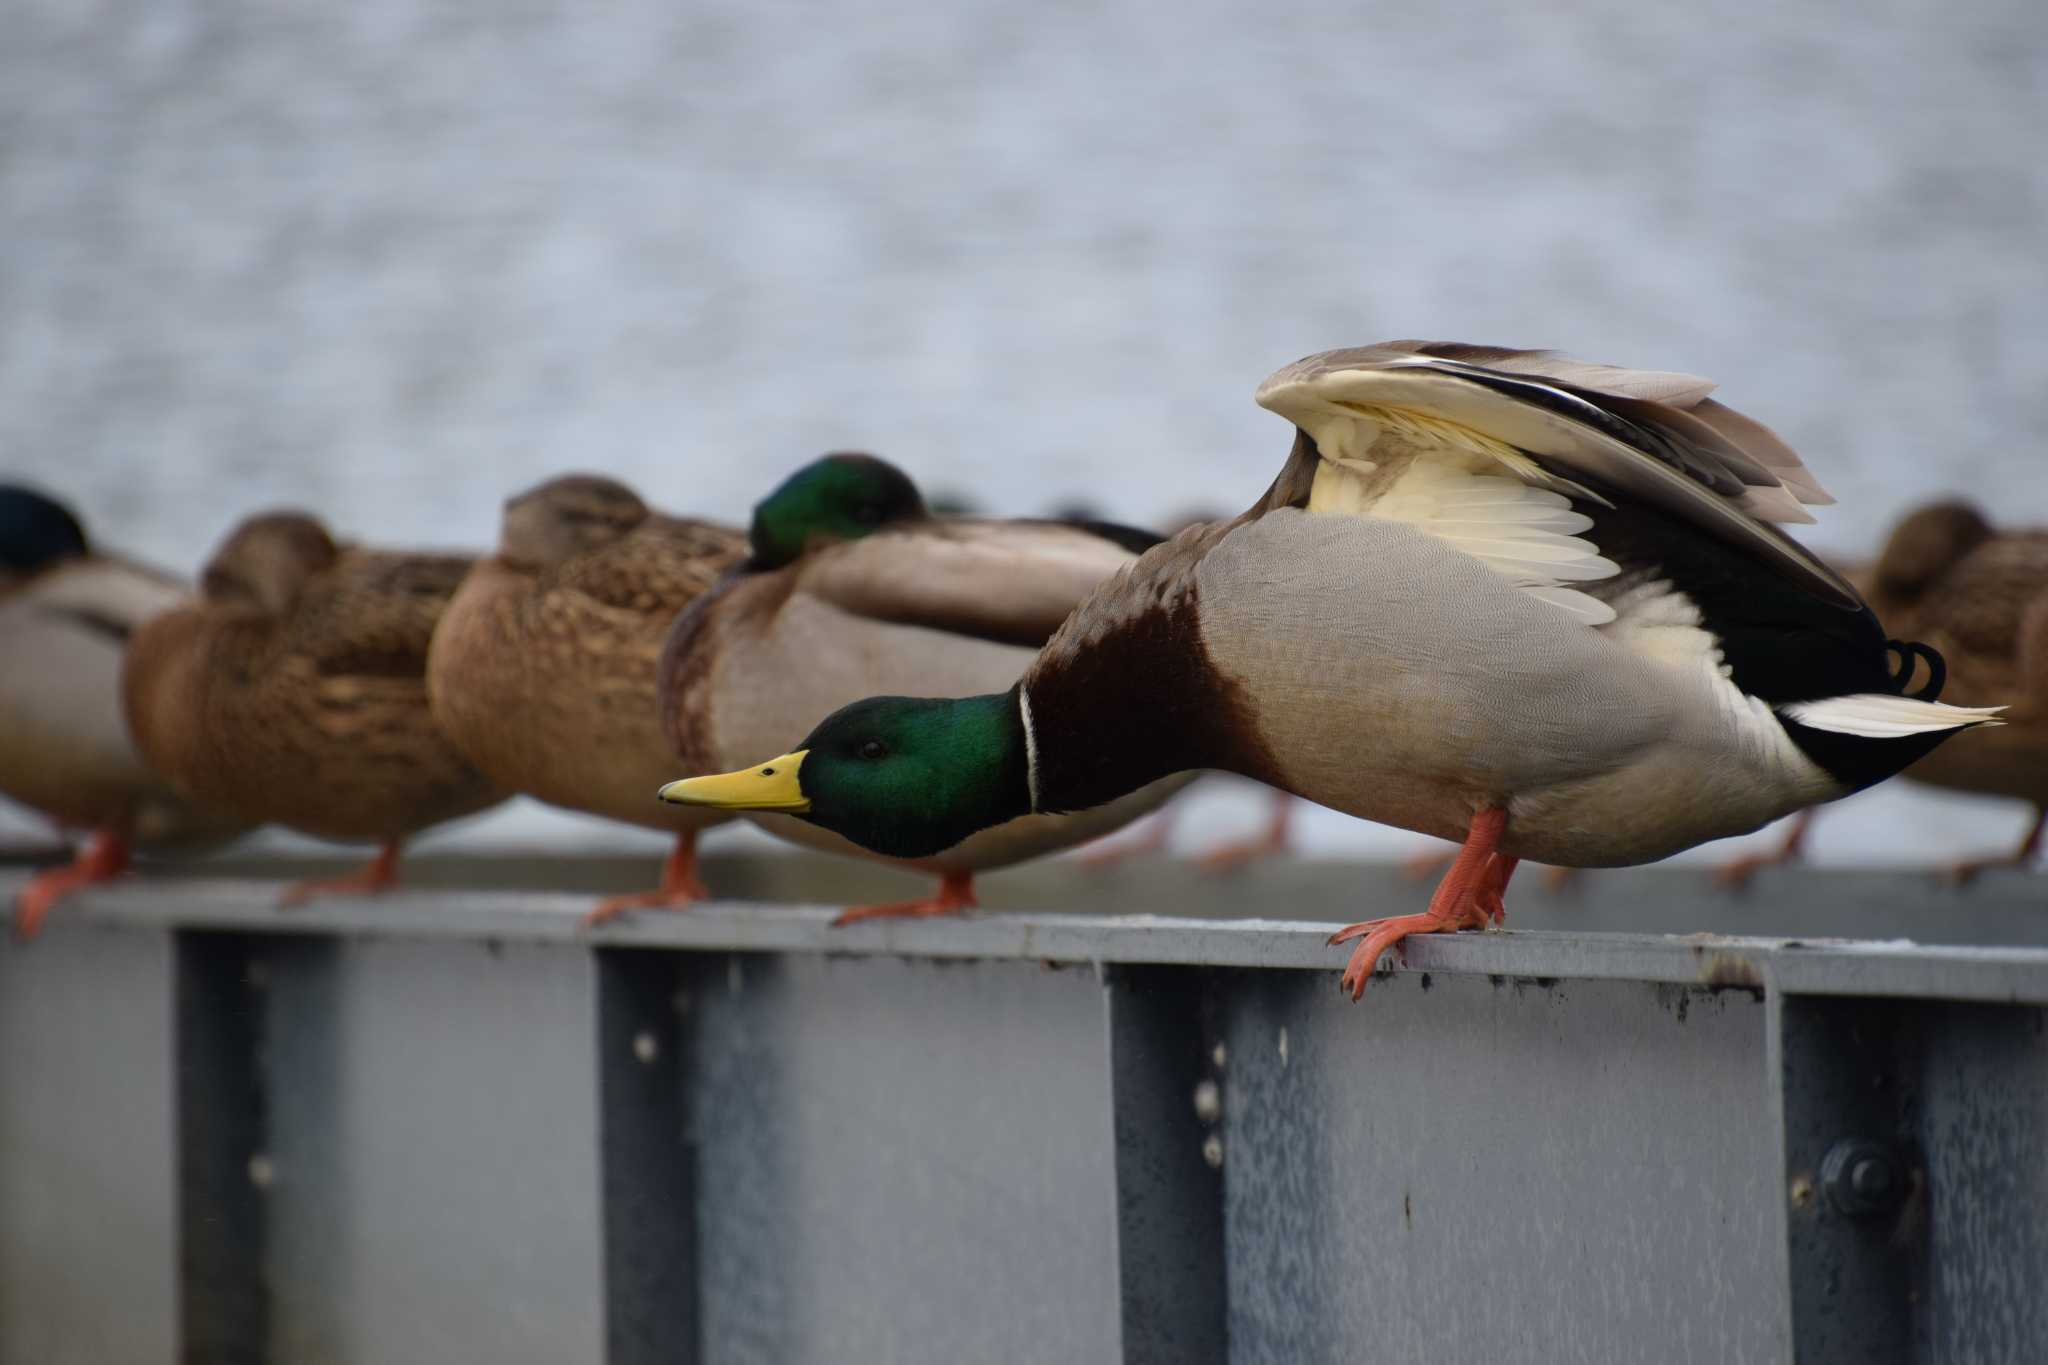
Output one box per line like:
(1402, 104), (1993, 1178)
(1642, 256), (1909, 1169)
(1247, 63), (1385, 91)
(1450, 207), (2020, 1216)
(3, 856), (2044, 1365)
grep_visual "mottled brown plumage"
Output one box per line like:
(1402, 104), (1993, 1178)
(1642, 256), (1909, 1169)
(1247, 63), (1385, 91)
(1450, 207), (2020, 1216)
(1867, 502), (2048, 847)
(427, 476), (747, 918)
(123, 511), (502, 902)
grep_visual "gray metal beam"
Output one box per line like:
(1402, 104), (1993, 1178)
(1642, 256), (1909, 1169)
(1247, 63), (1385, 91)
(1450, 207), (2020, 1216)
(597, 949), (700, 1365)
(174, 931), (271, 1365)
(36, 877), (2048, 1006)
(5, 870), (2047, 1365)
(1105, 965), (1227, 1365)
(0, 922), (178, 1365)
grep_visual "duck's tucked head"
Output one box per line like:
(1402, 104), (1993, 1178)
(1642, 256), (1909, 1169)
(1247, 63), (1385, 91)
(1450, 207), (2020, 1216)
(1875, 500), (1993, 603)
(201, 512), (340, 615)
(658, 690), (1031, 859)
(747, 454), (927, 570)
(500, 475), (650, 568)
(0, 485), (89, 579)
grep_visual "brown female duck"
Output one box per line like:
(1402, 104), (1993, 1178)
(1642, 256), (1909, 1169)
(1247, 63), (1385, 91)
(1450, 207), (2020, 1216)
(124, 510), (503, 904)
(426, 475), (748, 923)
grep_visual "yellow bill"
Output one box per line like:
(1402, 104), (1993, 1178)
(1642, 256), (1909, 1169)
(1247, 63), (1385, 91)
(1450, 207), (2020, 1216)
(657, 750), (811, 812)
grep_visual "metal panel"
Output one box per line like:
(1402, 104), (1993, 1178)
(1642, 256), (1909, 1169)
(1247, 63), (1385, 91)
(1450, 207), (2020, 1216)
(1105, 965), (1227, 1365)
(6, 867), (2048, 1365)
(256, 936), (606, 1365)
(0, 921), (177, 1365)
(688, 954), (1123, 1365)
(1915, 1004), (2048, 1364)
(1220, 970), (1783, 1364)
(597, 949), (699, 1365)
(176, 932), (271, 1365)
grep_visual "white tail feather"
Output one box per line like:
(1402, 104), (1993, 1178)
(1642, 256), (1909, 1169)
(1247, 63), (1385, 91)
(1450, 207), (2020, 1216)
(1780, 694), (2006, 738)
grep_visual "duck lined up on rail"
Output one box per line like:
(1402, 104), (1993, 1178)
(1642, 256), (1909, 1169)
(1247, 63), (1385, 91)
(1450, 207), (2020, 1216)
(5, 340), (2030, 998)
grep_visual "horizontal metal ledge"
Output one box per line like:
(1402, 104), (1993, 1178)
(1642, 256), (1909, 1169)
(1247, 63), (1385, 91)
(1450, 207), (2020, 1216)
(16, 872), (2048, 1006)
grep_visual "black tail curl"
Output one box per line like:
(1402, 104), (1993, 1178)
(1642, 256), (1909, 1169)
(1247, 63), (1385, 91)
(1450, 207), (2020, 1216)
(1884, 639), (1946, 702)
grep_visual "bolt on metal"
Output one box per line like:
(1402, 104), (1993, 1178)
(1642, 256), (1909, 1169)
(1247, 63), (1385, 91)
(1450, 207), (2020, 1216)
(1821, 1138), (1907, 1219)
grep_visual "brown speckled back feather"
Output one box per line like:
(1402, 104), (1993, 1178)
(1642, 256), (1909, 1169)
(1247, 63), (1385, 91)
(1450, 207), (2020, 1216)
(125, 536), (504, 843)
(428, 511), (746, 829)
(1865, 518), (2048, 801)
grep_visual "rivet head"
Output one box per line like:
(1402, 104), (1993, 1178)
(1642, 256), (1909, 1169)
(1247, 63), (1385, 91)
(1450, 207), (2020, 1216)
(632, 1031), (660, 1064)
(1192, 1079), (1221, 1124)
(1820, 1138), (1906, 1218)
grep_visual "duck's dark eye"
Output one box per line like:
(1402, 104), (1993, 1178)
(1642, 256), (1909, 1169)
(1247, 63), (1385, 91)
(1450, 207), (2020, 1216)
(858, 739), (888, 761)
(760, 767), (775, 777)
(853, 502), (885, 526)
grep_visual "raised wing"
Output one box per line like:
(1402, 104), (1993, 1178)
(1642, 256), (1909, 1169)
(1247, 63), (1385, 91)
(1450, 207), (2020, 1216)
(1256, 342), (1859, 622)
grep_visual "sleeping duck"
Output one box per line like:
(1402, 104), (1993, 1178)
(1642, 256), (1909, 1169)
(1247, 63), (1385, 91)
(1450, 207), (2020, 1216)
(2, 487), (247, 936)
(659, 343), (2000, 993)
(124, 510), (505, 905)
(426, 475), (748, 923)
(1718, 499), (2047, 886)
(654, 453), (1193, 923)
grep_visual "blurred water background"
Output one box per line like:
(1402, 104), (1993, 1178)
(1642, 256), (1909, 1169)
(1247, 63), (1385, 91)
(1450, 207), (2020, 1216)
(5, 0), (2045, 870)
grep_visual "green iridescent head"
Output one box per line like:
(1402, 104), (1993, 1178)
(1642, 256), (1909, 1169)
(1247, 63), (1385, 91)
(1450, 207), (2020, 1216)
(747, 454), (928, 570)
(659, 691), (1031, 859)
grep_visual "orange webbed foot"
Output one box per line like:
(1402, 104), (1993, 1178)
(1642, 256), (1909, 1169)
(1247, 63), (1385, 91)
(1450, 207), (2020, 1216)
(1193, 795), (1294, 876)
(1713, 810), (1816, 893)
(581, 834), (712, 927)
(831, 871), (977, 927)
(1328, 908), (1476, 999)
(1333, 809), (1511, 1000)
(279, 841), (402, 909)
(10, 830), (131, 941)
(1942, 808), (2044, 887)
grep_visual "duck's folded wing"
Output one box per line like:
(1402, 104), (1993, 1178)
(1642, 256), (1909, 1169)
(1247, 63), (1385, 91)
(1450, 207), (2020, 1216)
(302, 553), (475, 677)
(799, 522), (1145, 649)
(29, 558), (191, 640)
(1256, 341), (1859, 614)
(555, 518), (748, 611)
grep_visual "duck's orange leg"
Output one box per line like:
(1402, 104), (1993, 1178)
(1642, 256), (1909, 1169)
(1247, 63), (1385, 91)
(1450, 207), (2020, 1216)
(832, 870), (978, 927)
(1946, 805), (2046, 886)
(279, 840), (402, 908)
(11, 829), (132, 940)
(1474, 851), (1520, 927)
(1330, 806), (1508, 999)
(1714, 810), (1816, 891)
(583, 831), (712, 927)
(1194, 792), (1296, 875)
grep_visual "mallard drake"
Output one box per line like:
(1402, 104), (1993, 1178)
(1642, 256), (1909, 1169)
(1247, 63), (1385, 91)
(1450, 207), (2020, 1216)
(124, 510), (504, 905)
(1718, 500), (2048, 885)
(1076, 507), (1300, 875)
(426, 475), (748, 923)
(2, 487), (248, 935)
(654, 453), (1193, 923)
(659, 343), (2001, 994)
